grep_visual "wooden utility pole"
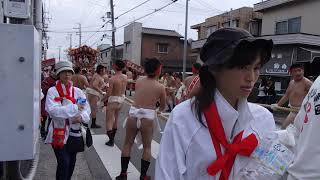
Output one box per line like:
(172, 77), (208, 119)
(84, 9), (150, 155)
(110, 0), (116, 64)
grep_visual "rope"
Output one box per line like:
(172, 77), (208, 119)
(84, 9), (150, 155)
(257, 103), (300, 113)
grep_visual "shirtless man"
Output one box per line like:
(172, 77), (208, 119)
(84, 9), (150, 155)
(105, 60), (127, 146)
(184, 63), (201, 98)
(116, 58), (166, 180)
(87, 65), (107, 128)
(71, 67), (89, 90)
(273, 63), (312, 129)
(164, 73), (175, 112)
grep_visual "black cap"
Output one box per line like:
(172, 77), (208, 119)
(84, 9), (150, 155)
(200, 27), (273, 66)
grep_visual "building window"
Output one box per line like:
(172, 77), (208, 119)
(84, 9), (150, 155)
(125, 42), (130, 53)
(222, 21), (230, 28)
(249, 20), (261, 37)
(158, 43), (169, 54)
(276, 21), (288, 34)
(231, 20), (239, 28)
(206, 25), (217, 37)
(275, 17), (301, 34)
(288, 17), (301, 33)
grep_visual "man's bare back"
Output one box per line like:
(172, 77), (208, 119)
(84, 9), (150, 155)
(90, 73), (106, 93)
(133, 77), (166, 110)
(71, 74), (89, 90)
(108, 73), (127, 97)
(287, 77), (312, 107)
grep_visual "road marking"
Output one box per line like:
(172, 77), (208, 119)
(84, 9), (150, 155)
(93, 134), (140, 180)
(151, 140), (160, 159)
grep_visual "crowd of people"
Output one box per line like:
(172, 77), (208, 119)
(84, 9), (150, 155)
(40, 56), (201, 180)
(40, 27), (320, 180)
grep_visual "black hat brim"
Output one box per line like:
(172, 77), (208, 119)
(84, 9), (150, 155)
(236, 37), (274, 64)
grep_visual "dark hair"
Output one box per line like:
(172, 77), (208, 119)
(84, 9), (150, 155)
(260, 77), (267, 87)
(290, 63), (304, 71)
(194, 44), (269, 126)
(96, 65), (106, 74)
(74, 67), (81, 74)
(144, 58), (161, 78)
(115, 60), (125, 71)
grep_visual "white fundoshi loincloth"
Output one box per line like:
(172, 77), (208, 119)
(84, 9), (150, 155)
(108, 95), (125, 104)
(86, 88), (101, 98)
(123, 106), (161, 148)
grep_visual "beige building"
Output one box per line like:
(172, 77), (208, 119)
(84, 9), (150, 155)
(254, 0), (320, 79)
(191, 7), (262, 50)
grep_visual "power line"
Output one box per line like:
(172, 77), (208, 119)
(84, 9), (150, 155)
(115, 0), (152, 20)
(92, 0), (178, 47)
(45, 30), (112, 33)
(83, 0), (153, 46)
(116, 0), (178, 30)
(197, 0), (223, 13)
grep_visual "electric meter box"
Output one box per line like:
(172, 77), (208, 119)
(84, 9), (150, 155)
(4, 0), (31, 19)
(0, 24), (40, 161)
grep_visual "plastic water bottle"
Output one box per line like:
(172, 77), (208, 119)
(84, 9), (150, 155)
(239, 132), (294, 180)
(77, 97), (87, 106)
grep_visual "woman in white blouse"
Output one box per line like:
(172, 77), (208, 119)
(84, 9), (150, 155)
(45, 61), (91, 180)
(155, 28), (275, 180)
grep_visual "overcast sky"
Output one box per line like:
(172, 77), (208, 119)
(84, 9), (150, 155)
(45, 0), (262, 60)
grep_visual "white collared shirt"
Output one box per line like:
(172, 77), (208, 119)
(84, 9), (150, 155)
(44, 82), (91, 144)
(155, 90), (275, 180)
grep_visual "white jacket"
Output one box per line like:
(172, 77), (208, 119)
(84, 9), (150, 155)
(44, 82), (91, 144)
(155, 90), (275, 180)
(288, 76), (320, 180)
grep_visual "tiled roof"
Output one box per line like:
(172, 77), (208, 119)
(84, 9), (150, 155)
(142, 27), (183, 38)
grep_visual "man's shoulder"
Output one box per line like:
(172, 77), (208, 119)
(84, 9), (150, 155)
(303, 77), (313, 85)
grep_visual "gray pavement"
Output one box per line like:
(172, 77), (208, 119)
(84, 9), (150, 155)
(34, 140), (93, 180)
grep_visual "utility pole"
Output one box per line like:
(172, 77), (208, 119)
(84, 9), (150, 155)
(110, 0), (116, 64)
(74, 23), (81, 47)
(58, 46), (61, 61)
(68, 34), (72, 49)
(182, 0), (189, 80)
(229, 8), (233, 27)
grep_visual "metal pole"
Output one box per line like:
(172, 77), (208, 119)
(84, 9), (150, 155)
(110, 0), (116, 64)
(229, 8), (233, 27)
(79, 23), (81, 47)
(58, 46), (61, 61)
(182, 0), (189, 80)
(0, 0), (4, 24)
(69, 34), (72, 49)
